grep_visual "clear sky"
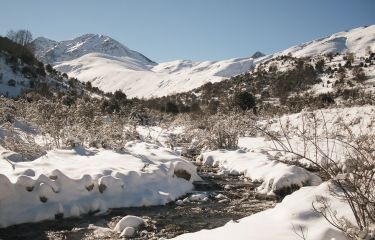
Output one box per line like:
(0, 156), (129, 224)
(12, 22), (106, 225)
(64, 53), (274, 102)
(0, 0), (374, 62)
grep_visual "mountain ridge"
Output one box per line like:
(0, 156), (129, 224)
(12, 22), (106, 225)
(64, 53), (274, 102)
(33, 34), (155, 65)
(33, 25), (375, 98)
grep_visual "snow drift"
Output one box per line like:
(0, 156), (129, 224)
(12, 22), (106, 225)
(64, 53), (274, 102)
(198, 148), (321, 195)
(173, 182), (354, 240)
(0, 141), (200, 227)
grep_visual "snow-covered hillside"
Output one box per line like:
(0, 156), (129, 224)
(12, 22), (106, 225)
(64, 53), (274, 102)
(34, 25), (375, 98)
(276, 25), (375, 58)
(0, 56), (31, 97)
(54, 54), (255, 98)
(33, 34), (154, 65)
(33, 34), (257, 98)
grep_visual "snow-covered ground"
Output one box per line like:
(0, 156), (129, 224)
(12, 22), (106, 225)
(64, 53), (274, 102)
(173, 105), (374, 240)
(263, 105), (375, 138)
(0, 57), (31, 98)
(173, 182), (352, 240)
(276, 25), (375, 58)
(53, 54), (255, 98)
(0, 141), (200, 227)
(0, 101), (373, 240)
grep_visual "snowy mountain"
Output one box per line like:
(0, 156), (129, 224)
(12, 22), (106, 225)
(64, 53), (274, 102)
(275, 25), (375, 58)
(33, 25), (375, 98)
(33, 34), (154, 65)
(251, 51), (266, 59)
(33, 34), (256, 98)
(53, 55), (254, 98)
(32, 37), (58, 60)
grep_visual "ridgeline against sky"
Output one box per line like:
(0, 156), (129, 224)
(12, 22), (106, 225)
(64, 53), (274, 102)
(0, 0), (374, 62)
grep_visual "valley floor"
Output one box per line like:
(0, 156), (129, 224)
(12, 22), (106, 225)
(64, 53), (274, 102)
(0, 105), (374, 239)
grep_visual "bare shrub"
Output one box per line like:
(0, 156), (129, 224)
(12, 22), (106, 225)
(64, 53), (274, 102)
(0, 122), (46, 161)
(178, 111), (256, 152)
(256, 112), (375, 239)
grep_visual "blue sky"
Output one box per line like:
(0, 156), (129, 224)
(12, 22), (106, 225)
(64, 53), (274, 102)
(0, 0), (374, 62)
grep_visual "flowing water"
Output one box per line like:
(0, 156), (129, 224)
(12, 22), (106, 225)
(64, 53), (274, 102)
(0, 165), (276, 240)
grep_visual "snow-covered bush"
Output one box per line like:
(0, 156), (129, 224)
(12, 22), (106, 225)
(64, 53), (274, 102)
(257, 111), (375, 240)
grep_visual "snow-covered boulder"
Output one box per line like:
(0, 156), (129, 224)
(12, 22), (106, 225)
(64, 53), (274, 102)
(120, 226), (136, 237)
(114, 215), (144, 233)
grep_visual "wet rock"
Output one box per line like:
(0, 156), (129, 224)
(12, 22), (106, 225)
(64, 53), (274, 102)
(193, 180), (220, 191)
(98, 184), (107, 193)
(86, 184), (94, 191)
(40, 196), (48, 203)
(174, 169), (191, 181)
(274, 184), (302, 200)
(49, 175), (58, 180)
(54, 213), (64, 220)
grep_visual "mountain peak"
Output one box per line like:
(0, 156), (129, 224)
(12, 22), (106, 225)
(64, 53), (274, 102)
(251, 51), (266, 59)
(33, 34), (155, 65)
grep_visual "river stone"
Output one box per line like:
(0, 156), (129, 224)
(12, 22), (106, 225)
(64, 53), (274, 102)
(174, 169), (191, 181)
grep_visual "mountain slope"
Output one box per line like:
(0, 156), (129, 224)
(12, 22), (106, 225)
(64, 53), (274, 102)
(33, 34), (257, 98)
(54, 53), (254, 98)
(33, 34), (154, 65)
(275, 25), (375, 58)
(34, 25), (375, 99)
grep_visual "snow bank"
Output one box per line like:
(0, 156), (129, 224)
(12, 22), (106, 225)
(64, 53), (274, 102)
(173, 182), (353, 240)
(264, 105), (375, 138)
(0, 141), (200, 227)
(198, 148), (321, 195)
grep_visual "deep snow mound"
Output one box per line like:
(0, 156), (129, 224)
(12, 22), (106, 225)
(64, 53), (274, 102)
(173, 182), (353, 240)
(198, 148), (321, 196)
(0, 141), (200, 227)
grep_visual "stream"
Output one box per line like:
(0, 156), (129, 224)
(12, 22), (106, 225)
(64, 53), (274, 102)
(0, 164), (276, 240)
